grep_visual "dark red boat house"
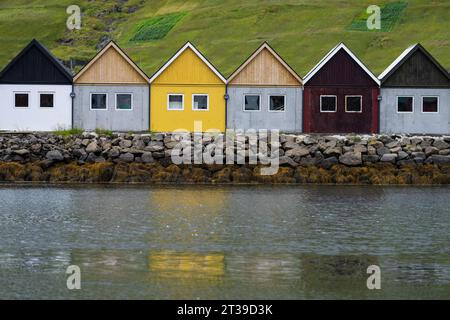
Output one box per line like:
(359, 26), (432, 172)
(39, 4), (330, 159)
(303, 43), (380, 134)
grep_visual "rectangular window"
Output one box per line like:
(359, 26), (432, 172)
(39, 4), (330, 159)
(397, 96), (413, 113)
(116, 93), (132, 110)
(320, 95), (337, 112)
(269, 95), (285, 112)
(40, 93), (54, 108)
(422, 96), (439, 113)
(244, 95), (260, 111)
(15, 93), (29, 108)
(168, 94), (183, 110)
(345, 96), (362, 113)
(193, 94), (209, 111)
(91, 93), (107, 110)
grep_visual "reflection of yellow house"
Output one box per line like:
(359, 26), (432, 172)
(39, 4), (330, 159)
(149, 251), (225, 279)
(150, 42), (226, 132)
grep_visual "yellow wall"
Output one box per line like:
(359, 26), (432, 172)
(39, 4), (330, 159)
(151, 48), (226, 132)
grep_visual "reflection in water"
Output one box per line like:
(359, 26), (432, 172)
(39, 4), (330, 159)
(0, 185), (449, 299)
(149, 251), (225, 279)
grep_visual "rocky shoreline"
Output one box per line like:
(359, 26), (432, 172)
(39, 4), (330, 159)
(0, 132), (450, 184)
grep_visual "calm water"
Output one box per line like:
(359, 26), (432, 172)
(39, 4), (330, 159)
(0, 185), (449, 299)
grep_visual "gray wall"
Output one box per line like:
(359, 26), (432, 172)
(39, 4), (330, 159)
(227, 86), (302, 132)
(380, 88), (450, 134)
(74, 85), (149, 131)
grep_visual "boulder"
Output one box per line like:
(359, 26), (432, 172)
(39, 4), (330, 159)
(46, 150), (64, 161)
(285, 147), (310, 157)
(380, 153), (397, 163)
(119, 152), (134, 163)
(339, 152), (362, 166)
(433, 140), (450, 150)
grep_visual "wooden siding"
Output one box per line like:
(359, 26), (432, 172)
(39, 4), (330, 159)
(228, 48), (300, 86)
(75, 46), (147, 84)
(382, 50), (450, 88)
(303, 87), (379, 134)
(306, 49), (378, 87)
(0, 42), (72, 84)
(152, 48), (223, 85)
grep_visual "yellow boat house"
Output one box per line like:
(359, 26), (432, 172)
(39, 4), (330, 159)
(150, 42), (226, 132)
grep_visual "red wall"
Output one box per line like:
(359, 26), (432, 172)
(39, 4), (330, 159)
(304, 49), (379, 134)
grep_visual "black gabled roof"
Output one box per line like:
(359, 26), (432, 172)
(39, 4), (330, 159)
(0, 39), (73, 84)
(379, 43), (450, 87)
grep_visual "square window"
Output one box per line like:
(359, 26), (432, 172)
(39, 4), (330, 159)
(320, 96), (337, 112)
(397, 97), (413, 113)
(422, 96), (438, 113)
(345, 96), (362, 112)
(244, 95), (260, 111)
(168, 94), (183, 110)
(269, 95), (285, 112)
(15, 93), (29, 108)
(116, 94), (132, 110)
(91, 94), (107, 110)
(40, 93), (54, 108)
(193, 94), (208, 110)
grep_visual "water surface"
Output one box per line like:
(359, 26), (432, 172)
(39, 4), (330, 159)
(0, 185), (449, 299)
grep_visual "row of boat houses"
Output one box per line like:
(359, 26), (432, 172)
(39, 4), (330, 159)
(0, 39), (449, 134)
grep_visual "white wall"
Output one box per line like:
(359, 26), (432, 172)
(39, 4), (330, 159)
(0, 84), (72, 131)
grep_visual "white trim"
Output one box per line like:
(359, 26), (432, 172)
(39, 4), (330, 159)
(345, 95), (363, 113)
(396, 95), (414, 114)
(320, 95), (337, 113)
(227, 42), (302, 84)
(303, 43), (380, 85)
(192, 94), (209, 111)
(13, 91), (30, 108)
(379, 44), (418, 80)
(38, 92), (55, 108)
(268, 94), (286, 113)
(167, 94), (184, 111)
(115, 93), (133, 111)
(243, 94), (261, 112)
(421, 95), (439, 113)
(149, 42), (226, 83)
(90, 93), (108, 110)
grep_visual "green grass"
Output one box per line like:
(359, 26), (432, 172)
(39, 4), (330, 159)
(95, 128), (113, 137)
(54, 127), (84, 136)
(0, 0), (448, 77)
(348, 1), (408, 32)
(131, 12), (187, 41)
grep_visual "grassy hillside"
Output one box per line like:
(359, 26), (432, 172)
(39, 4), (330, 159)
(0, 0), (449, 77)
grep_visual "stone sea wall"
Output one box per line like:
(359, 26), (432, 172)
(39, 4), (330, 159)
(0, 132), (450, 184)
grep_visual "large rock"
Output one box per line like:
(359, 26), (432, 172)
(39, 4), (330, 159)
(433, 140), (450, 150)
(13, 149), (29, 156)
(141, 152), (154, 163)
(46, 150), (64, 161)
(86, 141), (99, 153)
(339, 152), (362, 166)
(320, 156), (339, 169)
(430, 155), (450, 164)
(285, 147), (310, 157)
(376, 147), (390, 156)
(119, 152), (134, 163)
(380, 153), (397, 163)
(362, 155), (379, 163)
(119, 139), (132, 148)
(424, 146), (439, 156)
(324, 146), (342, 157)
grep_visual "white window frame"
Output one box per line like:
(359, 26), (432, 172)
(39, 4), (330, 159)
(13, 92), (30, 108)
(167, 94), (184, 111)
(320, 95), (337, 113)
(268, 94), (286, 113)
(345, 95), (363, 113)
(115, 93), (133, 111)
(192, 94), (209, 111)
(38, 92), (55, 108)
(421, 96), (439, 114)
(396, 96), (414, 114)
(90, 93), (108, 111)
(243, 94), (261, 112)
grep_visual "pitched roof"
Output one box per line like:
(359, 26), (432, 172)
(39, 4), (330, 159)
(227, 42), (302, 84)
(378, 43), (450, 82)
(0, 39), (73, 83)
(73, 40), (150, 83)
(303, 43), (380, 85)
(149, 42), (226, 83)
